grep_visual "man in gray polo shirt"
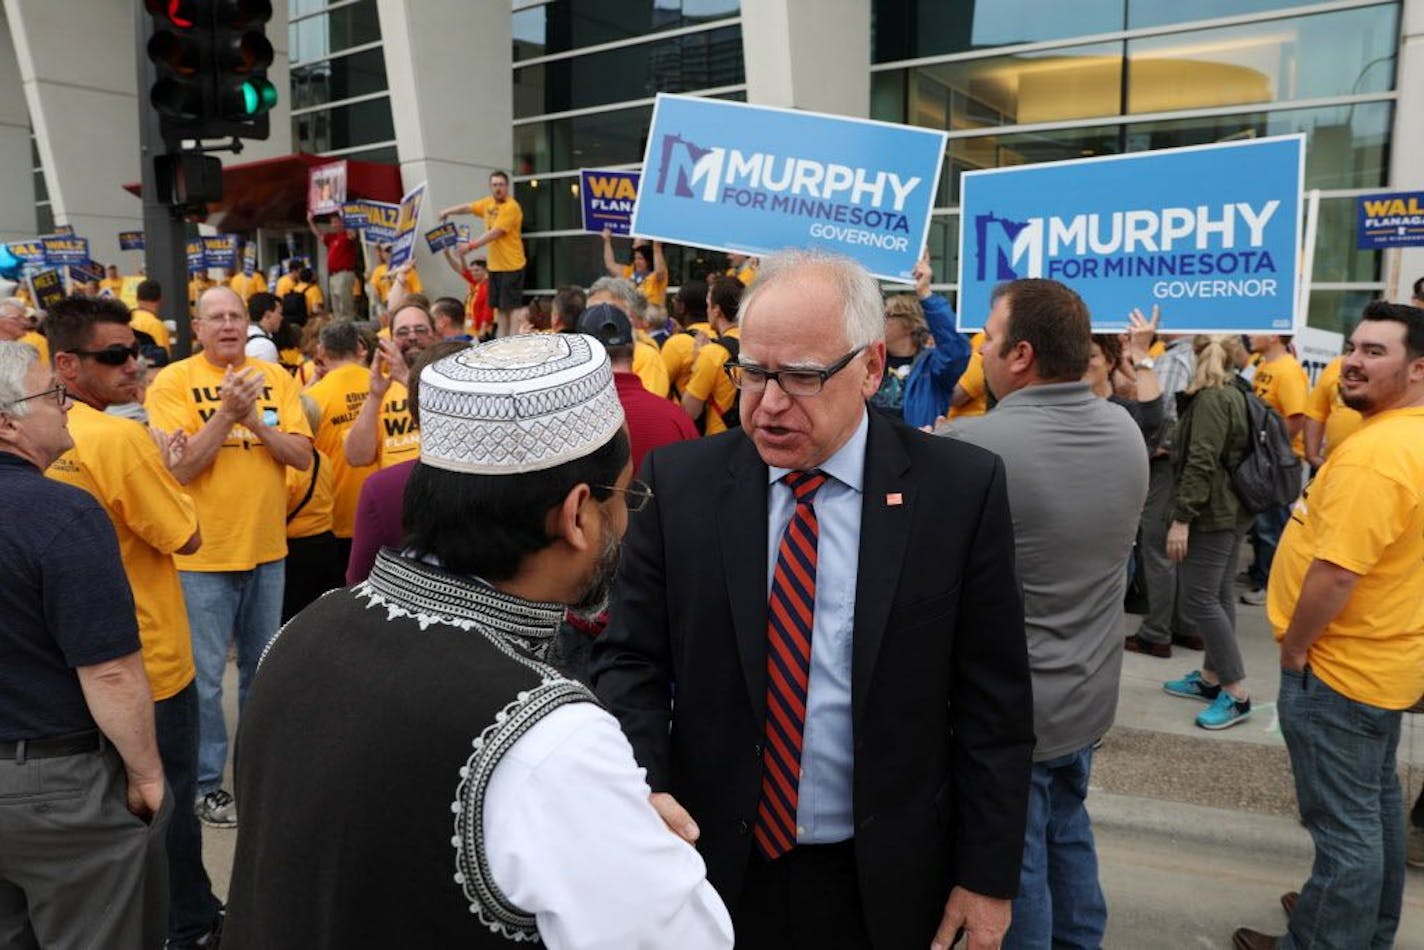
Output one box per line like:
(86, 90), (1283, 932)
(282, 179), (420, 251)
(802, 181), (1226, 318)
(937, 278), (1148, 950)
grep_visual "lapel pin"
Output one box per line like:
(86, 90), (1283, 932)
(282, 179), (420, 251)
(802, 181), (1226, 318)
(885, 492), (903, 507)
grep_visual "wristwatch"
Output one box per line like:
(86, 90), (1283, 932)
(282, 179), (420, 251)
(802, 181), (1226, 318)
(1133, 356), (1155, 370)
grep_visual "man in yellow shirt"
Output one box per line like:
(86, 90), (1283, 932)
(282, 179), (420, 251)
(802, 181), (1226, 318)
(602, 228), (668, 307)
(682, 274), (743, 434)
(587, 277), (669, 397)
(44, 295), (224, 948)
(438, 170), (525, 338)
(367, 243), (424, 320)
(302, 321), (376, 564)
(274, 258), (302, 300)
(99, 264), (125, 298)
(947, 332), (990, 420)
(228, 266), (269, 304)
(345, 302), (432, 470)
(1303, 355), (1363, 469)
(725, 252), (757, 286)
(1234, 301), (1424, 950)
(130, 279), (172, 353)
(662, 281), (713, 397)
(145, 285), (313, 828)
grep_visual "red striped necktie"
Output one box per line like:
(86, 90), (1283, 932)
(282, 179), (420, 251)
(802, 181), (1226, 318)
(755, 470), (829, 860)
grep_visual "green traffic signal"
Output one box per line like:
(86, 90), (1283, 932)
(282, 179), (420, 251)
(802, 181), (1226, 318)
(240, 79), (278, 115)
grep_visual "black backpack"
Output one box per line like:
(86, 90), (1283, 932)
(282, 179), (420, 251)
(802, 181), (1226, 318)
(281, 284), (310, 324)
(1229, 376), (1303, 514)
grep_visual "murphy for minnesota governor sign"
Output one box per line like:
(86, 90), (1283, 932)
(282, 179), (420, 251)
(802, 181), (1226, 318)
(959, 135), (1305, 332)
(632, 94), (947, 281)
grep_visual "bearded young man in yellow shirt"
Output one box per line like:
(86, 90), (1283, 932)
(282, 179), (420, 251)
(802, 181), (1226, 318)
(437, 170), (525, 338)
(145, 285), (312, 828)
(1233, 301), (1424, 950)
(344, 302), (432, 471)
(44, 296), (225, 949)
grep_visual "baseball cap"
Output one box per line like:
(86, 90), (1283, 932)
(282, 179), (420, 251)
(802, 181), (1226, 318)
(576, 302), (633, 348)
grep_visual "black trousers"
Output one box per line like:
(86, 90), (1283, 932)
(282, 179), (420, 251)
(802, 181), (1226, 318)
(156, 682), (223, 943)
(734, 840), (872, 949)
(282, 532), (346, 622)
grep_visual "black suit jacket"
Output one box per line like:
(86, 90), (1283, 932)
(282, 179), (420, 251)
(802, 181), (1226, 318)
(591, 409), (1034, 948)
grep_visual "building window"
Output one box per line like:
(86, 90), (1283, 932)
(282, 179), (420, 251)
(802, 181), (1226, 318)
(291, 47), (389, 110)
(292, 95), (395, 154)
(513, 0), (741, 62)
(290, 0), (381, 63)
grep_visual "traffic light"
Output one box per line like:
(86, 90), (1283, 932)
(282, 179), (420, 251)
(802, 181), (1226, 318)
(145, 0), (278, 141)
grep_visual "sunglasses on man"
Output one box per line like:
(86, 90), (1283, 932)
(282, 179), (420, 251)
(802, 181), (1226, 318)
(69, 343), (142, 366)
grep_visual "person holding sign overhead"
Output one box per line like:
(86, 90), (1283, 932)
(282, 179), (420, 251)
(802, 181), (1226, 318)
(437, 170), (525, 339)
(602, 227), (668, 307)
(306, 213), (358, 321)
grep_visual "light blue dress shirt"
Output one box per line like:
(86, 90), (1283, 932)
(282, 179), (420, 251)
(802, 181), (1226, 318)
(765, 409), (867, 844)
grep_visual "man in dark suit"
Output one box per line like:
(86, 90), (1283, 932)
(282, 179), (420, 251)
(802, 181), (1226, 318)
(591, 249), (1035, 949)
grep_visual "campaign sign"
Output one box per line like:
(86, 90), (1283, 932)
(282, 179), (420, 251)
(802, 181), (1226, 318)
(52, 224), (75, 236)
(242, 242), (257, 276)
(202, 235), (238, 270)
(388, 182), (427, 268)
(632, 94), (948, 281)
(29, 269), (65, 310)
(1356, 191), (1424, 249)
(41, 236), (90, 265)
(424, 222), (460, 253)
(458, 224), (471, 244)
(580, 169), (641, 235)
(118, 230), (145, 251)
(68, 261), (105, 284)
(958, 135), (1304, 333)
(309, 161), (347, 216)
(341, 200), (401, 244)
(7, 241), (46, 265)
(186, 240), (206, 272)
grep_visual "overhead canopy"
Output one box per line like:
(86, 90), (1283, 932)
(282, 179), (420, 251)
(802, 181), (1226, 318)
(123, 152), (403, 232)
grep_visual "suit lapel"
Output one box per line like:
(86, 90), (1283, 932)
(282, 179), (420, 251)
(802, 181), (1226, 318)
(852, 413), (914, 728)
(718, 436), (771, 724)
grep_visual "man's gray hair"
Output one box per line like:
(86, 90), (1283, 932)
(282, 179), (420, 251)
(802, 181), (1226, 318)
(587, 276), (648, 325)
(0, 296), (26, 315)
(0, 340), (40, 417)
(740, 249), (885, 350)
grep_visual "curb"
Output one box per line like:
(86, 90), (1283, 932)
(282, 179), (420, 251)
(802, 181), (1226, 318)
(1087, 789), (1313, 861)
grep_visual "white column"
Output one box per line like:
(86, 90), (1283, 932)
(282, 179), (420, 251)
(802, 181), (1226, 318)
(741, 0), (871, 118)
(1393, 0), (1424, 302)
(0, 9), (34, 243)
(377, 0), (512, 301)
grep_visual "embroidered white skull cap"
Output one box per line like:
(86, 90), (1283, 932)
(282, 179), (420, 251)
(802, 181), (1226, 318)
(417, 333), (625, 475)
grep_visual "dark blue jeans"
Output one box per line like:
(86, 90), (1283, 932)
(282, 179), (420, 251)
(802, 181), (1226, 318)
(155, 682), (223, 943)
(1278, 667), (1404, 949)
(1002, 745), (1106, 950)
(1249, 503), (1291, 588)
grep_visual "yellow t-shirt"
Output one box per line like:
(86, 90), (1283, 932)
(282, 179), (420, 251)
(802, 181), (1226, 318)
(129, 308), (171, 351)
(375, 380), (420, 467)
(275, 273), (299, 300)
(685, 326), (741, 435)
(285, 446), (336, 540)
(19, 331), (48, 366)
(1268, 407), (1424, 709)
(99, 278), (125, 297)
(229, 271), (269, 303)
(633, 340), (670, 399)
(369, 263), (423, 304)
(727, 264), (757, 286)
(188, 277), (214, 310)
(469, 196), (525, 273)
(622, 265), (667, 307)
(948, 335), (989, 420)
(1253, 352), (1309, 457)
(304, 362), (378, 538)
(290, 282), (324, 314)
(1304, 357), (1364, 458)
(662, 322), (711, 397)
(145, 356), (312, 571)
(47, 402), (198, 701)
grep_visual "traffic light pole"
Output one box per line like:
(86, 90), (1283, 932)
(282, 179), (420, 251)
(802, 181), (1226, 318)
(134, 1), (193, 359)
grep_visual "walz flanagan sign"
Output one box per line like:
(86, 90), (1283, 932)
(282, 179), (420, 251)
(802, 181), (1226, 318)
(632, 94), (948, 281)
(958, 135), (1305, 332)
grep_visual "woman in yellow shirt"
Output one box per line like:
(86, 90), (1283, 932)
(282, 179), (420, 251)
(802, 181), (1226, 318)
(602, 227), (667, 307)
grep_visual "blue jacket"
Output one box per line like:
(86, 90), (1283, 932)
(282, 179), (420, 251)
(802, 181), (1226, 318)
(893, 293), (972, 429)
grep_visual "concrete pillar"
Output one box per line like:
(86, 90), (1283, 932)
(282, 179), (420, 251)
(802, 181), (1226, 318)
(1393, 0), (1424, 302)
(3, 0), (290, 268)
(0, 9), (34, 243)
(377, 0), (512, 301)
(741, 0), (871, 118)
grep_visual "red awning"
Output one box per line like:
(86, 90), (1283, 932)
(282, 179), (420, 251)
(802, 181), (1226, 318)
(123, 152), (403, 232)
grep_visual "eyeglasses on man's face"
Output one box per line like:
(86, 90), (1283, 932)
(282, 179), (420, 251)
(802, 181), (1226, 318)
(4, 382), (68, 411)
(70, 343), (141, 366)
(723, 346), (866, 397)
(394, 325), (433, 340)
(595, 478), (654, 512)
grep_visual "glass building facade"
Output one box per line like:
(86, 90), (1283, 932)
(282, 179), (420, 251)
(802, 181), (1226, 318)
(870, 0), (1402, 330)
(289, 0), (396, 165)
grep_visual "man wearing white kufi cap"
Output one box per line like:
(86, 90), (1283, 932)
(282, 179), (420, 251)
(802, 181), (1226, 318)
(224, 333), (734, 949)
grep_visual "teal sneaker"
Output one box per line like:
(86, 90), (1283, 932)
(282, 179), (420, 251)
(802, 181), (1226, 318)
(1163, 670), (1221, 703)
(1196, 691), (1251, 730)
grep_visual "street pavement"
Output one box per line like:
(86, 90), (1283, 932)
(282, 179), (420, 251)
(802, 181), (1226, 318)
(199, 596), (1424, 947)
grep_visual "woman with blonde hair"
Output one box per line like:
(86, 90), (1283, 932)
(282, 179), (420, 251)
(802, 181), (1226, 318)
(1161, 336), (1256, 729)
(870, 256), (970, 428)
